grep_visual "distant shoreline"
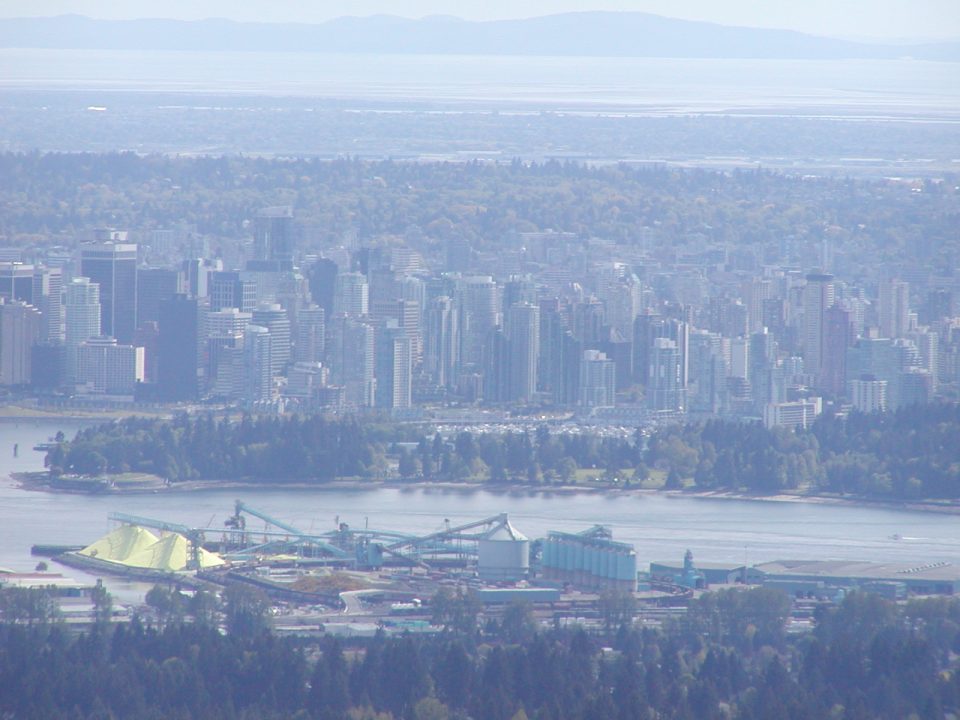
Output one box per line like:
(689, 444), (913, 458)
(11, 471), (960, 516)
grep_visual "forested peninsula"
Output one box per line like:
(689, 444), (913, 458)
(41, 402), (960, 502)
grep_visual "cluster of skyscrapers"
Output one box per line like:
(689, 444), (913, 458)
(0, 210), (957, 425)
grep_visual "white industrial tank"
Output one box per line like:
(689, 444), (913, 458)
(478, 518), (530, 581)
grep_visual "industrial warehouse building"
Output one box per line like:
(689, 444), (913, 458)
(541, 526), (638, 591)
(648, 557), (959, 596)
(753, 560), (960, 596)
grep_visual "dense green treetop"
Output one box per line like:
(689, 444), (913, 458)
(0, 584), (957, 719)
(44, 402), (960, 500)
(2, 153), (956, 279)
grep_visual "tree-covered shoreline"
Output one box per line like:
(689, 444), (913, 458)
(43, 402), (960, 501)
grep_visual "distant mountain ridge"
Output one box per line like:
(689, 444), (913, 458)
(1, 12), (958, 61)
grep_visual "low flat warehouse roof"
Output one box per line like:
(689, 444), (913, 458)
(755, 560), (960, 594)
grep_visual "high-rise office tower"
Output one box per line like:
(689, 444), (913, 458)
(647, 337), (685, 412)
(0, 301), (41, 386)
(375, 323), (413, 410)
(748, 328), (782, 411)
(579, 350), (616, 407)
(294, 305), (325, 365)
(137, 268), (182, 326)
(633, 313), (688, 389)
(908, 329), (939, 393)
(32, 266), (63, 344)
(424, 295), (458, 389)
(821, 305), (853, 396)
(482, 327), (511, 403)
(537, 299), (565, 402)
(133, 322), (159, 384)
(398, 275), (425, 306)
(846, 338), (900, 407)
(206, 308), (253, 339)
(741, 277), (773, 335)
(460, 276), (499, 369)
(327, 315), (375, 408)
(209, 271), (257, 313)
(367, 268), (399, 322)
(205, 308), (252, 397)
(1, 264), (65, 345)
(850, 378), (887, 413)
(729, 337), (750, 381)
(80, 242), (138, 343)
(802, 272), (835, 379)
(503, 274), (538, 310)
(243, 325), (273, 404)
(181, 258), (214, 299)
(506, 303), (540, 402)
(397, 299), (422, 365)
(560, 331), (583, 406)
(76, 337), (144, 395)
(254, 206), (294, 265)
(879, 278), (910, 339)
(571, 300), (606, 347)
(307, 258), (338, 316)
(921, 288), (953, 325)
(0, 262), (35, 303)
(158, 295), (199, 402)
(275, 268), (310, 317)
(690, 330), (728, 415)
(251, 304), (291, 377)
(333, 272), (369, 318)
(598, 273), (642, 341)
(64, 277), (101, 384)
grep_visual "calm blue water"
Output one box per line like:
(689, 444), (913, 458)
(1, 50), (958, 118)
(0, 420), (957, 588)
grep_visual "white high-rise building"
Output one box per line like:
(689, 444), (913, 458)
(294, 305), (325, 364)
(243, 325), (273, 404)
(0, 301), (41, 386)
(64, 277), (101, 384)
(205, 308), (252, 396)
(506, 303), (540, 402)
(251, 303), (291, 376)
(333, 272), (369, 317)
(579, 349), (616, 407)
(76, 337), (144, 395)
(850, 378), (887, 413)
(647, 337), (685, 412)
(375, 323), (413, 411)
(206, 308), (252, 337)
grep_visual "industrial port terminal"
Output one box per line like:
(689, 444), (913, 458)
(27, 499), (960, 635)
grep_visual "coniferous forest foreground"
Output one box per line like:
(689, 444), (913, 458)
(45, 401), (960, 501)
(0, 586), (958, 720)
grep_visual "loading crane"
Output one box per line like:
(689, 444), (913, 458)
(231, 500), (304, 537)
(226, 501), (348, 558)
(382, 513), (516, 567)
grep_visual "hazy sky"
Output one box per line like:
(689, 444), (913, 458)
(3, 0), (960, 41)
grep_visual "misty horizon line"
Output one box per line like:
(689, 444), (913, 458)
(7, 11), (960, 46)
(3, 12), (958, 61)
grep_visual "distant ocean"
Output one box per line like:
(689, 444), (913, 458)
(2, 49), (959, 120)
